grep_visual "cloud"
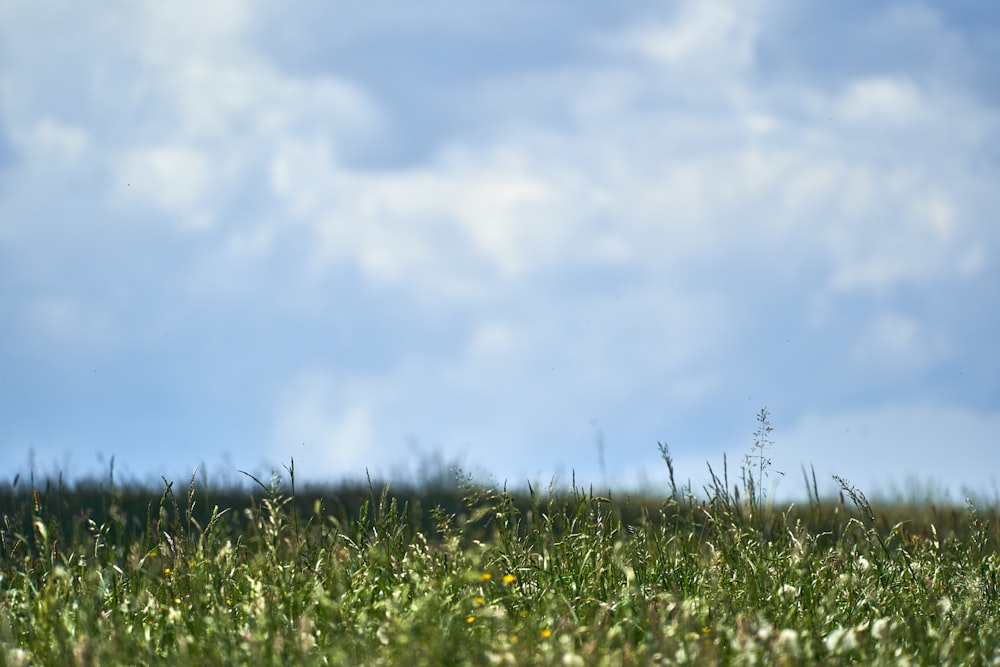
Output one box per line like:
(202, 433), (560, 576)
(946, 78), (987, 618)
(28, 118), (91, 162)
(849, 312), (950, 374)
(271, 370), (378, 476)
(116, 145), (214, 229)
(837, 77), (928, 127)
(2, 1), (384, 232)
(597, 1), (758, 80)
(269, 142), (588, 293)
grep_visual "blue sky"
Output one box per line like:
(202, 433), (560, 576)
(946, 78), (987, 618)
(2, 1), (998, 500)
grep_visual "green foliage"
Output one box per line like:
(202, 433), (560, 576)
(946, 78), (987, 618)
(1, 428), (999, 665)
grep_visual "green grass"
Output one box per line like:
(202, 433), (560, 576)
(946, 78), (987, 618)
(1, 442), (998, 665)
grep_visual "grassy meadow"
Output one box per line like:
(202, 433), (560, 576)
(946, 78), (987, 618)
(2, 421), (999, 665)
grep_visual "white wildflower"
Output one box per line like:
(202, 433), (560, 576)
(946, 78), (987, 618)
(779, 583), (799, 599)
(6, 649), (30, 667)
(872, 617), (891, 641)
(774, 629), (800, 656)
(825, 626), (858, 653)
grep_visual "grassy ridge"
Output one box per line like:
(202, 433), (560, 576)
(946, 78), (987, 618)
(1, 452), (999, 665)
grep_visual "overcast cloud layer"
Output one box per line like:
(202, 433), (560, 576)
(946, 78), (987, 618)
(1, 1), (998, 499)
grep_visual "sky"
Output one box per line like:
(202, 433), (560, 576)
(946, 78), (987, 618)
(1, 1), (998, 501)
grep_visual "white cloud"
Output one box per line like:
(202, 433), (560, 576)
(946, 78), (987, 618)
(272, 370), (378, 476)
(267, 142), (585, 291)
(116, 145), (213, 228)
(909, 192), (957, 239)
(957, 245), (988, 279)
(603, 1), (758, 77)
(19, 0), (984, 308)
(837, 77), (927, 127)
(464, 322), (518, 362)
(29, 118), (90, 162)
(829, 258), (912, 294)
(16, 0), (383, 236)
(849, 312), (949, 374)
(136, 0), (250, 66)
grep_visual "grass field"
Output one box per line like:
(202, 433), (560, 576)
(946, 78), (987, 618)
(2, 431), (998, 665)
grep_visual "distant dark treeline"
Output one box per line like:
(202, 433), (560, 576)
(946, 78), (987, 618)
(3, 471), (998, 560)
(0, 474), (466, 551)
